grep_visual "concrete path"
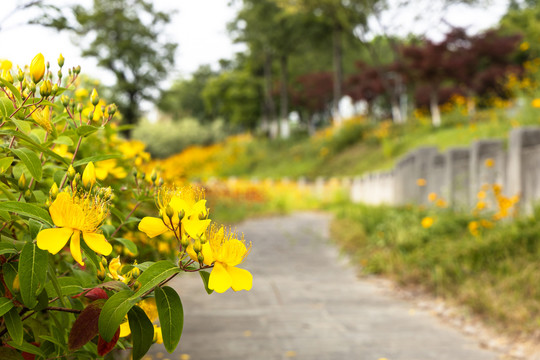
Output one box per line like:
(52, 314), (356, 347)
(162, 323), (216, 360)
(147, 212), (499, 360)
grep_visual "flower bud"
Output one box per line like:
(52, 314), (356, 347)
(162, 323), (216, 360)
(177, 209), (185, 221)
(12, 274), (20, 293)
(87, 110), (94, 121)
(107, 104), (117, 116)
(18, 173), (27, 190)
(193, 239), (202, 253)
(67, 165), (76, 180)
(165, 205), (174, 220)
(30, 53), (45, 83)
(24, 189), (32, 202)
(76, 103), (83, 114)
(61, 95), (70, 107)
(82, 161), (96, 188)
(17, 67), (24, 82)
(52, 84), (59, 96)
(91, 88), (99, 106)
(3, 71), (13, 84)
(197, 252), (204, 263)
(75, 65), (81, 74)
(40, 79), (52, 97)
(49, 182), (59, 199)
(58, 53), (65, 68)
(57, 69), (63, 79)
(28, 82), (36, 93)
(180, 237), (190, 249)
(97, 261), (107, 281)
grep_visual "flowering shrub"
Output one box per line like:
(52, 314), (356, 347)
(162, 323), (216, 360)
(0, 54), (252, 359)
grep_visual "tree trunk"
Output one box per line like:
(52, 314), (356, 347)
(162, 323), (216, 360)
(430, 92), (441, 127)
(263, 50), (277, 139)
(120, 91), (138, 139)
(332, 25), (343, 126)
(279, 54), (290, 139)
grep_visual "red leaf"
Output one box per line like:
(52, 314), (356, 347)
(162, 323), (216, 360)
(97, 327), (120, 356)
(67, 299), (107, 351)
(84, 288), (108, 300)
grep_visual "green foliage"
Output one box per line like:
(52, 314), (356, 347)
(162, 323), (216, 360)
(133, 118), (226, 158)
(155, 286), (183, 353)
(127, 305), (154, 360)
(330, 202), (540, 334)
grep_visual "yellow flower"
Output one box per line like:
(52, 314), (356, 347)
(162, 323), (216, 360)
(520, 41), (530, 51)
(421, 216), (434, 229)
(477, 191), (486, 200)
(108, 256), (124, 281)
(36, 191), (112, 265)
(484, 158), (494, 168)
(468, 221), (480, 237)
(427, 192), (437, 202)
(31, 106), (52, 133)
(416, 178), (426, 187)
(82, 161), (96, 188)
(195, 225), (252, 293)
(53, 145), (73, 159)
(532, 98), (540, 108)
(95, 159), (127, 180)
(435, 199), (447, 208)
(75, 88), (89, 99)
(0, 59), (12, 71)
(475, 201), (486, 210)
(30, 53), (45, 83)
(138, 186), (211, 240)
(153, 325), (163, 344)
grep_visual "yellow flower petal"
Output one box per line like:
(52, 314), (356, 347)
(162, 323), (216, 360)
(209, 262), (232, 293)
(82, 232), (112, 256)
(138, 217), (169, 238)
(186, 245), (198, 262)
(37, 227), (73, 255)
(190, 199), (207, 218)
(70, 230), (84, 266)
(120, 319), (131, 337)
(95, 167), (109, 181)
(201, 242), (214, 265)
(183, 218), (211, 239)
(228, 266), (253, 291)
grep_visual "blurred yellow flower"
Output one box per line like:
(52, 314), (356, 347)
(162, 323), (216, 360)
(95, 159), (127, 180)
(484, 158), (494, 168)
(428, 192), (437, 202)
(531, 98), (540, 108)
(416, 178), (426, 187)
(421, 217), (434, 228)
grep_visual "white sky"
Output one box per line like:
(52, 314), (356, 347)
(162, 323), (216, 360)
(0, 0), (512, 116)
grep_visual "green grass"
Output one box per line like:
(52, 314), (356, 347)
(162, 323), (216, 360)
(206, 104), (538, 180)
(328, 202), (540, 335)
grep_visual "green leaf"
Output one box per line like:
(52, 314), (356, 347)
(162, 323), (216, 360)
(98, 290), (138, 342)
(53, 135), (74, 146)
(0, 129), (69, 165)
(45, 277), (83, 297)
(199, 271), (214, 295)
(128, 305), (154, 360)
(0, 347), (24, 360)
(4, 307), (23, 345)
(0, 96), (15, 118)
(131, 260), (180, 300)
(11, 148), (42, 181)
(155, 286), (184, 353)
(114, 238), (138, 256)
(0, 78), (22, 104)
(29, 219), (44, 239)
(10, 119), (32, 134)
(0, 243), (17, 256)
(39, 335), (66, 350)
(7, 341), (45, 357)
(0, 156), (14, 174)
(19, 242), (48, 308)
(76, 125), (99, 137)
(0, 297), (14, 317)
(0, 202), (52, 225)
(73, 154), (122, 168)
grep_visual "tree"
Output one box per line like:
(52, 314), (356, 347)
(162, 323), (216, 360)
(276, 0), (381, 126)
(157, 65), (217, 122)
(40, 0), (177, 137)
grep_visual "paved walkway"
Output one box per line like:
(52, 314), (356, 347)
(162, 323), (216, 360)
(148, 212), (499, 360)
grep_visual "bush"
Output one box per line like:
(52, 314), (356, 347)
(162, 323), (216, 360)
(133, 117), (226, 158)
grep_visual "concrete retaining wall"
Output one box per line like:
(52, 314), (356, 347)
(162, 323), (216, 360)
(349, 127), (540, 214)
